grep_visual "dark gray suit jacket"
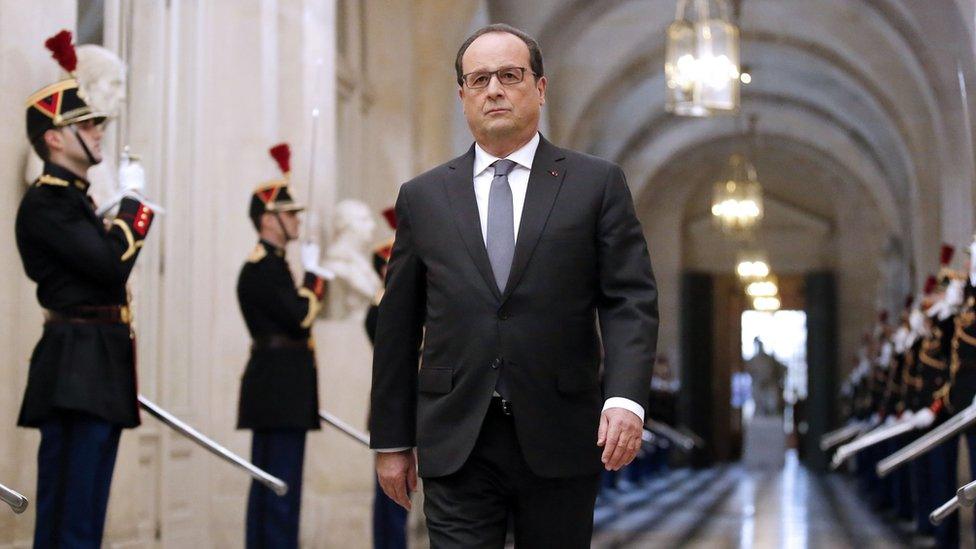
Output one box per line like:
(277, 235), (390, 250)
(369, 136), (658, 478)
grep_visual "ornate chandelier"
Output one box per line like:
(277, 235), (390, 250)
(711, 153), (763, 232)
(736, 249), (769, 281)
(746, 275), (780, 311)
(665, 0), (741, 116)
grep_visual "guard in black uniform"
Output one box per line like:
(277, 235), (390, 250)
(366, 207), (408, 549)
(237, 143), (330, 548)
(16, 31), (157, 548)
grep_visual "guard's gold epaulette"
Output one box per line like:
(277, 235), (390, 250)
(247, 243), (267, 263)
(35, 174), (87, 190)
(35, 174), (69, 187)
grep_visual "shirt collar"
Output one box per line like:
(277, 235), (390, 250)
(473, 132), (540, 178)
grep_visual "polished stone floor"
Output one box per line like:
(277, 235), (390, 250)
(591, 452), (909, 549)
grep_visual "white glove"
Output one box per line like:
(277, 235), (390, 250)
(301, 242), (321, 273)
(300, 242), (336, 280)
(869, 412), (882, 427)
(969, 239), (976, 286)
(898, 410), (914, 423)
(118, 157), (146, 196)
(884, 415), (896, 426)
(909, 308), (927, 337)
(945, 278), (965, 308)
(96, 156), (165, 217)
(912, 407), (935, 428)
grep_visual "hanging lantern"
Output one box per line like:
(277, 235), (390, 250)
(752, 296), (781, 311)
(745, 276), (778, 298)
(665, 0), (741, 116)
(711, 153), (763, 232)
(736, 249), (769, 281)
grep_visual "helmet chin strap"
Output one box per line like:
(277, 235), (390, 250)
(69, 125), (100, 165)
(273, 212), (296, 242)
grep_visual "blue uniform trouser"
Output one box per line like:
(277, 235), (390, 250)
(246, 430), (306, 549)
(372, 477), (408, 549)
(34, 411), (121, 549)
(931, 436), (959, 548)
(891, 433), (914, 521)
(912, 448), (935, 536)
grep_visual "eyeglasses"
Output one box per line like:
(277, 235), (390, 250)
(461, 67), (534, 89)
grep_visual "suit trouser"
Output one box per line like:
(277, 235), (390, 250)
(34, 411), (122, 549)
(246, 430), (306, 549)
(373, 477), (408, 549)
(422, 401), (601, 549)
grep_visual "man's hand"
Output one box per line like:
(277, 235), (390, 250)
(376, 449), (417, 510)
(597, 407), (643, 471)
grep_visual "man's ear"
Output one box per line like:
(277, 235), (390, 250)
(536, 75), (547, 105)
(43, 128), (64, 153)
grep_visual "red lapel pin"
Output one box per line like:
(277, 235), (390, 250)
(549, 170), (559, 177)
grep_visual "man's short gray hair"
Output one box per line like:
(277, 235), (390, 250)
(454, 23), (544, 86)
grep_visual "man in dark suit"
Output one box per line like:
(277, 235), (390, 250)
(369, 23), (658, 547)
(16, 30), (157, 548)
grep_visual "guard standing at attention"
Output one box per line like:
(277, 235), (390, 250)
(237, 143), (332, 548)
(16, 30), (158, 548)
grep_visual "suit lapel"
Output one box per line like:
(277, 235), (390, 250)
(501, 137), (567, 303)
(443, 145), (502, 301)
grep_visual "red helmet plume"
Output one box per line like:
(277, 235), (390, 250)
(382, 207), (397, 230)
(941, 244), (955, 266)
(269, 143), (291, 175)
(45, 30), (77, 73)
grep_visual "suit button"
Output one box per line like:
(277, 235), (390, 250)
(490, 358), (503, 369)
(498, 311), (510, 320)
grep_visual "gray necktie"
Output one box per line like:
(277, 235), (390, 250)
(486, 159), (517, 293)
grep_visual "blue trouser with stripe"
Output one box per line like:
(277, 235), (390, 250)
(33, 411), (121, 549)
(246, 430), (306, 549)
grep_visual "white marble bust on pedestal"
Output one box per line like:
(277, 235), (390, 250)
(323, 199), (381, 319)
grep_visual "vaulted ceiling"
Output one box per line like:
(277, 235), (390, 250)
(490, 0), (976, 287)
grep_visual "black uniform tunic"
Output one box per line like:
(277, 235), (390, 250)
(916, 316), (953, 413)
(15, 162), (154, 428)
(947, 286), (976, 413)
(236, 240), (325, 431)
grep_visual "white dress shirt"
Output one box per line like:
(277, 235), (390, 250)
(376, 134), (643, 452)
(472, 133), (645, 423)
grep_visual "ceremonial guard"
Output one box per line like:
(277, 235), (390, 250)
(16, 31), (157, 547)
(237, 144), (331, 547)
(365, 207), (409, 549)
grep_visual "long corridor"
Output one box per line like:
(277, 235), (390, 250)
(591, 453), (908, 549)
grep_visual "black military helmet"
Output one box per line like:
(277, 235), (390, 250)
(25, 30), (108, 142)
(249, 143), (305, 228)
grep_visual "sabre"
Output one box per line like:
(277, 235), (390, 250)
(138, 395), (288, 496)
(302, 107), (321, 244)
(930, 495), (961, 525)
(820, 421), (867, 451)
(830, 415), (922, 470)
(958, 62), (976, 215)
(877, 399), (976, 477)
(0, 481), (28, 514)
(319, 410), (370, 447)
(957, 477), (976, 506)
(645, 419), (697, 452)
